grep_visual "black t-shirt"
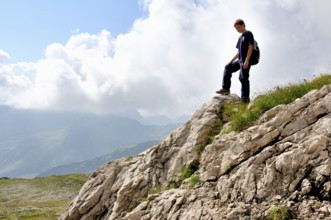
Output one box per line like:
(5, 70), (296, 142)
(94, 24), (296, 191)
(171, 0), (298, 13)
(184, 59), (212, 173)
(236, 31), (254, 62)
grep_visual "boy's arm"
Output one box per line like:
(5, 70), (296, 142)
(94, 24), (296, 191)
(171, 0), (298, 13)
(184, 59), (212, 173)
(226, 52), (239, 67)
(243, 44), (254, 69)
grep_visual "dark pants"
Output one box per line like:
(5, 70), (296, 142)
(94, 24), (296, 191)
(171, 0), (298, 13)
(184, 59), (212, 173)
(222, 60), (250, 100)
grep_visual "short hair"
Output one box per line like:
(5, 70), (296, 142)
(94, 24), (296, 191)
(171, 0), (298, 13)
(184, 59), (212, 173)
(234, 19), (245, 27)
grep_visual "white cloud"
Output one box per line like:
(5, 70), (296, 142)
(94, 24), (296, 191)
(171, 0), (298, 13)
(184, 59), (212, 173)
(275, 0), (300, 10)
(1, 0), (331, 117)
(0, 50), (11, 62)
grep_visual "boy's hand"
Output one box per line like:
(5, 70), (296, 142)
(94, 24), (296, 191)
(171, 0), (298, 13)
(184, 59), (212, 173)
(243, 61), (249, 69)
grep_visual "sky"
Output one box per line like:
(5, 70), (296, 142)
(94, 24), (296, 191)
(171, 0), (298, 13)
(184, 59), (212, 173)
(1, 0), (331, 118)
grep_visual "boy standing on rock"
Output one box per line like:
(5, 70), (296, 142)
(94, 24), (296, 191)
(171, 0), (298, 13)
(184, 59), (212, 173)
(216, 19), (255, 103)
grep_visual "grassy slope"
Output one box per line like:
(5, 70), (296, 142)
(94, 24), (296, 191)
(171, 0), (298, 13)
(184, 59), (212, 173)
(223, 74), (331, 132)
(0, 174), (88, 220)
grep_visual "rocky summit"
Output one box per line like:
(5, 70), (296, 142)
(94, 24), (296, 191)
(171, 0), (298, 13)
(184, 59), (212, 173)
(61, 85), (331, 220)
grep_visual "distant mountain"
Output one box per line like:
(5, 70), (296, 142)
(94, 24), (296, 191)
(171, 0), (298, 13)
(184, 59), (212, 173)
(0, 107), (181, 178)
(38, 140), (159, 177)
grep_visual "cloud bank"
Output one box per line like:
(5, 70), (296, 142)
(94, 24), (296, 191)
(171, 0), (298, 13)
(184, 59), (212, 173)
(1, 0), (331, 117)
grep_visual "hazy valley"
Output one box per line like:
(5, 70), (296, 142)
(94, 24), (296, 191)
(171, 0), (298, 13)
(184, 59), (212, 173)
(0, 107), (183, 178)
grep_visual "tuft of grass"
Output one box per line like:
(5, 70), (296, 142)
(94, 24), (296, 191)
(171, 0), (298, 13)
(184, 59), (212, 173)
(198, 121), (223, 156)
(126, 156), (133, 161)
(167, 160), (200, 189)
(167, 181), (181, 189)
(179, 160), (200, 183)
(223, 102), (253, 132)
(224, 74), (331, 132)
(206, 121), (223, 145)
(139, 196), (148, 202)
(197, 145), (206, 157)
(148, 187), (161, 195)
(225, 162), (233, 172)
(268, 206), (292, 220)
(189, 176), (200, 189)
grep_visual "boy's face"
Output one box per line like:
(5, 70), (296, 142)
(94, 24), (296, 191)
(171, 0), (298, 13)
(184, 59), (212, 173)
(234, 24), (245, 33)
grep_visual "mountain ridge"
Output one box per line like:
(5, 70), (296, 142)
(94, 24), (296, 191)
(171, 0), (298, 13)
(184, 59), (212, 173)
(38, 140), (160, 177)
(0, 108), (180, 178)
(61, 78), (331, 219)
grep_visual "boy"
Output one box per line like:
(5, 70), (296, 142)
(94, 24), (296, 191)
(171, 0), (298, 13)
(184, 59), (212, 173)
(216, 19), (254, 103)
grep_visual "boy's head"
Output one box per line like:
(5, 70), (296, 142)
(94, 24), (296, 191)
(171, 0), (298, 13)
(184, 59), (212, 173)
(234, 19), (246, 33)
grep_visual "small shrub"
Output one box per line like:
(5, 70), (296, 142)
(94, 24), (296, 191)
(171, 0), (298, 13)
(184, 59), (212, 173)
(268, 206), (292, 220)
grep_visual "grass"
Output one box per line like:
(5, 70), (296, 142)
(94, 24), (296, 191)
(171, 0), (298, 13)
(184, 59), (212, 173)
(223, 74), (331, 132)
(126, 156), (133, 161)
(189, 176), (200, 189)
(0, 174), (88, 220)
(167, 181), (181, 189)
(225, 162), (233, 173)
(179, 160), (200, 183)
(267, 206), (292, 220)
(205, 121), (223, 146)
(167, 160), (200, 189)
(0, 209), (58, 220)
(148, 187), (162, 195)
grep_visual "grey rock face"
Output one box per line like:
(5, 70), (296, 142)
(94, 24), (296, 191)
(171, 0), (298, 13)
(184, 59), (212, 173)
(61, 86), (331, 220)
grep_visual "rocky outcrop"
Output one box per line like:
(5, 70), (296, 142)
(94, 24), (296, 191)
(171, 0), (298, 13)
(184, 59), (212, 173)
(61, 85), (331, 220)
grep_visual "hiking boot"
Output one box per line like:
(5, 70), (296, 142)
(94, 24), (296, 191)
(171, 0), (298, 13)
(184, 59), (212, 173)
(216, 89), (230, 95)
(241, 98), (250, 103)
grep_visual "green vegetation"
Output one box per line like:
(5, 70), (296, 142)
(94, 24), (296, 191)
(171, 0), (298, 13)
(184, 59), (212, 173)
(126, 156), (133, 161)
(197, 145), (206, 158)
(0, 174), (88, 220)
(0, 209), (58, 220)
(167, 160), (200, 189)
(167, 181), (181, 189)
(223, 74), (331, 132)
(206, 121), (223, 146)
(198, 118), (223, 157)
(179, 160), (200, 182)
(148, 187), (162, 195)
(267, 206), (292, 220)
(225, 162), (233, 172)
(189, 176), (200, 189)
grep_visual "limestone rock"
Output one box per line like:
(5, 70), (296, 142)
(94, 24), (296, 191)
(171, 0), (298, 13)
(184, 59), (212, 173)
(61, 85), (331, 220)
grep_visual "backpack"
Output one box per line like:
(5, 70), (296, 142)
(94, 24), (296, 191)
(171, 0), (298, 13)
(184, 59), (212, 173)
(250, 40), (260, 65)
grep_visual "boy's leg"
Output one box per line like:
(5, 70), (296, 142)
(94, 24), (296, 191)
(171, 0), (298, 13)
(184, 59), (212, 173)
(222, 60), (240, 91)
(239, 64), (250, 101)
